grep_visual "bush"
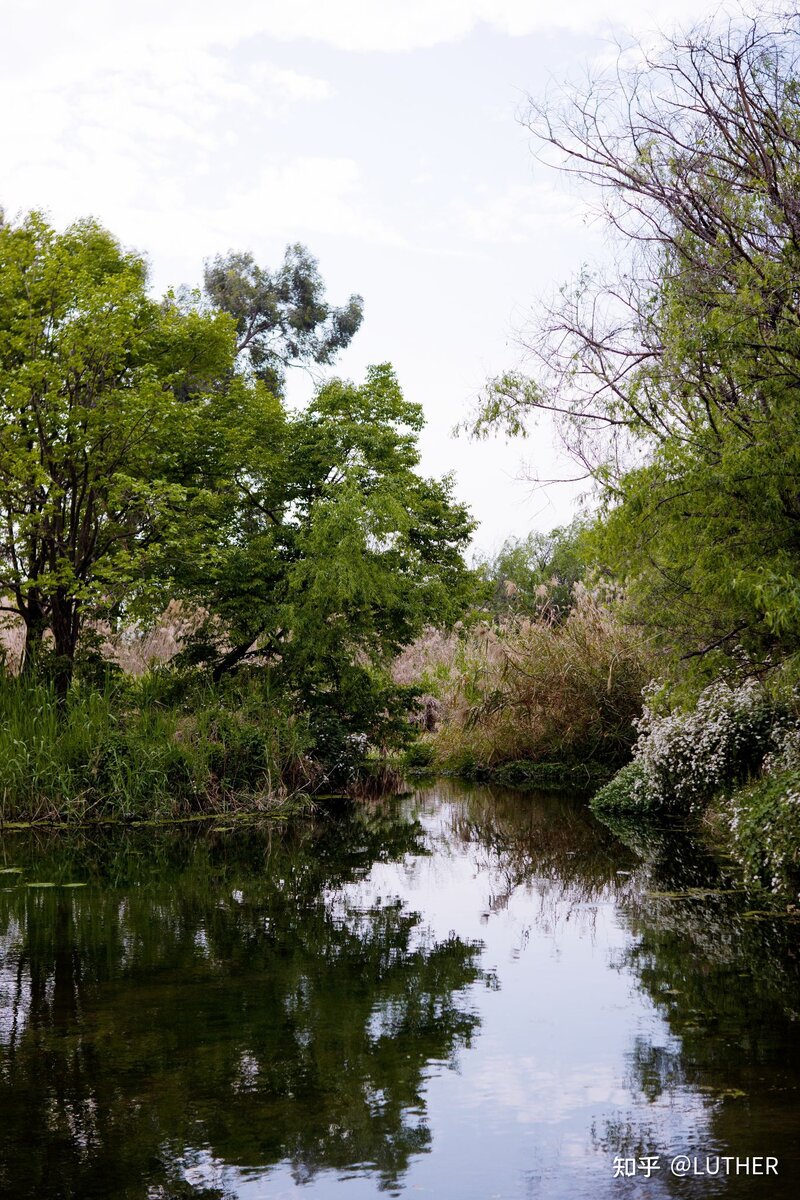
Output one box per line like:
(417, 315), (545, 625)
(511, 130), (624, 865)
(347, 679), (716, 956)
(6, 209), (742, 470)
(403, 741), (436, 770)
(590, 762), (654, 813)
(725, 770), (800, 900)
(593, 680), (790, 816)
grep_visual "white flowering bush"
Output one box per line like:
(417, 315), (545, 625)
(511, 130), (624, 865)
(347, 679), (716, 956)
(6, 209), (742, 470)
(762, 721), (800, 775)
(593, 680), (791, 814)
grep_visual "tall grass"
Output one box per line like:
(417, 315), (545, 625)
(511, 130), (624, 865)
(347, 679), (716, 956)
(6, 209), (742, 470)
(395, 584), (651, 772)
(0, 673), (316, 824)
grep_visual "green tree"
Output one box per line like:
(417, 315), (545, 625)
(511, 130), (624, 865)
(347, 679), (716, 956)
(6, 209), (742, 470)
(203, 243), (363, 394)
(0, 211), (474, 748)
(477, 518), (589, 619)
(171, 365), (476, 762)
(0, 212), (235, 695)
(474, 10), (800, 680)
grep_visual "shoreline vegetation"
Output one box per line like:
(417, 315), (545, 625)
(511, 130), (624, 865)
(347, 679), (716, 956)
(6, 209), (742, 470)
(1, 11), (800, 912)
(396, 8), (800, 909)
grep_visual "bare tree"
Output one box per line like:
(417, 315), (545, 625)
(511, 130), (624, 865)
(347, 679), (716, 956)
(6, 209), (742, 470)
(475, 8), (800, 488)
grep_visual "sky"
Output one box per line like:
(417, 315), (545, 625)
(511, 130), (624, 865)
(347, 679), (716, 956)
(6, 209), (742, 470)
(1, 0), (734, 554)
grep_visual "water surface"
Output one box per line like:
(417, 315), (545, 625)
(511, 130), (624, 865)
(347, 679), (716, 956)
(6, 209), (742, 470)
(0, 784), (798, 1198)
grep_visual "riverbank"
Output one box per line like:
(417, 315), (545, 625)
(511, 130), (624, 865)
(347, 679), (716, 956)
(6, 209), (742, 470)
(403, 755), (613, 793)
(0, 673), (327, 825)
(590, 680), (800, 904)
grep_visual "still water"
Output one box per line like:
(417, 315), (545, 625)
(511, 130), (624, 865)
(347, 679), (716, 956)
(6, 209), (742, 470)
(0, 784), (798, 1199)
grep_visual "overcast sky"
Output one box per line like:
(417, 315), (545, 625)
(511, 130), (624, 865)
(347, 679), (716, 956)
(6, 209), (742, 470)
(2, 0), (734, 553)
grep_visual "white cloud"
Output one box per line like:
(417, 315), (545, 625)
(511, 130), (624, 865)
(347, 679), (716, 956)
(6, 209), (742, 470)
(0, 26), (345, 251)
(2, 154), (403, 279)
(1, 1), (737, 68)
(220, 157), (406, 246)
(463, 1053), (632, 1124)
(454, 181), (588, 244)
(0, 0), (757, 550)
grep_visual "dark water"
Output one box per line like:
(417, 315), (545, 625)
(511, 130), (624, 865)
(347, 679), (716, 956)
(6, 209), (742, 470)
(0, 785), (798, 1200)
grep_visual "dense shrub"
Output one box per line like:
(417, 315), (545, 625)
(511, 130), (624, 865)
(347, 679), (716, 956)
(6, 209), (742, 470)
(590, 761), (652, 813)
(724, 770), (800, 900)
(592, 680), (791, 815)
(395, 584), (650, 773)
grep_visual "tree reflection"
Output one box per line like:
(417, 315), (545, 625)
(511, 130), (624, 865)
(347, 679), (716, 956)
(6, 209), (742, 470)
(593, 816), (800, 1197)
(446, 782), (639, 913)
(0, 803), (482, 1199)
(441, 784), (800, 1195)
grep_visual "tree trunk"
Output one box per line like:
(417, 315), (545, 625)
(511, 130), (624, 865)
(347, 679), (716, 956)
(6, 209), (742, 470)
(211, 624), (273, 683)
(19, 593), (47, 676)
(211, 636), (259, 684)
(50, 590), (80, 705)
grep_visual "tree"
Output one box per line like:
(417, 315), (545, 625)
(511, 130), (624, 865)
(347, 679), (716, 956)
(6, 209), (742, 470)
(203, 243), (363, 394)
(474, 9), (800, 677)
(0, 212), (235, 695)
(477, 518), (590, 619)
(170, 365), (477, 762)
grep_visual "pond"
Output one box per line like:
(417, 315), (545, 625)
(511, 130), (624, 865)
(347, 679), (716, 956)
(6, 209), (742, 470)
(0, 784), (798, 1199)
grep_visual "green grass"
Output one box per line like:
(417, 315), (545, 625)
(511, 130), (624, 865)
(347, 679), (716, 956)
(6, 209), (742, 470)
(0, 673), (316, 823)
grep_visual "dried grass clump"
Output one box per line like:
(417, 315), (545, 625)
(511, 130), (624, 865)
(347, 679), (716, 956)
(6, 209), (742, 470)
(0, 601), (206, 677)
(399, 585), (651, 770)
(100, 602), (208, 675)
(0, 612), (25, 673)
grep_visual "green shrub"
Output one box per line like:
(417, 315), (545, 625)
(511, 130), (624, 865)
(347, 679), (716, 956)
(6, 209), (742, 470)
(593, 680), (791, 817)
(591, 761), (656, 813)
(724, 770), (800, 900)
(403, 741), (436, 770)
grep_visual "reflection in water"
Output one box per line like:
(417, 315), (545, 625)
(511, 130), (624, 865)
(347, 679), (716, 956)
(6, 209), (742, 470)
(0, 786), (798, 1198)
(0, 806), (482, 1199)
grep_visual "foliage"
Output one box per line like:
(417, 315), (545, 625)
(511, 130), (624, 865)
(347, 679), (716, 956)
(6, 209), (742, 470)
(0, 673), (316, 823)
(402, 740), (436, 771)
(475, 517), (590, 619)
(589, 761), (652, 814)
(0, 212), (475, 799)
(0, 211), (235, 692)
(725, 769), (800, 900)
(470, 9), (800, 682)
(171, 364), (477, 755)
(203, 242), (363, 394)
(592, 680), (793, 815)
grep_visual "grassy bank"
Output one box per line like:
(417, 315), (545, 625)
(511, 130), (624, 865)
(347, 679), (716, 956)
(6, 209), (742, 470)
(395, 585), (651, 786)
(0, 673), (321, 824)
(396, 600), (800, 903)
